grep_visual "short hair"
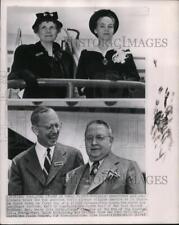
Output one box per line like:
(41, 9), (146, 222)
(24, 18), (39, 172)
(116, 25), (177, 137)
(31, 106), (53, 125)
(85, 120), (113, 137)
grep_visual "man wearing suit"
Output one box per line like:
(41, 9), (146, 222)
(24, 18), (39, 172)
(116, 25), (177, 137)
(8, 106), (84, 195)
(65, 120), (145, 194)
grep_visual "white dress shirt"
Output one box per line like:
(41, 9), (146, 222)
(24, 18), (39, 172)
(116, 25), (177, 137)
(88, 159), (104, 173)
(35, 141), (55, 170)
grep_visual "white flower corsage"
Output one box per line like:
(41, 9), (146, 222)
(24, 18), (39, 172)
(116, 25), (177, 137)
(112, 49), (131, 64)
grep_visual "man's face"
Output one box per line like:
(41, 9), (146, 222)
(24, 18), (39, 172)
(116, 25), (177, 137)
(33, 109), (60, 147)
(85, 123), (113, 162)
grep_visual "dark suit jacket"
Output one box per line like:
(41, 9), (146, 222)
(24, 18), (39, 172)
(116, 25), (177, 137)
(8, 143), (84, 195)
(8, 41), (74, 98)
(76, 49), (140, 98)
(65, 153), (145, 194)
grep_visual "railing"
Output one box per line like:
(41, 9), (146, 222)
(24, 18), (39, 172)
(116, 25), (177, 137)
(8, 79), (145, 98)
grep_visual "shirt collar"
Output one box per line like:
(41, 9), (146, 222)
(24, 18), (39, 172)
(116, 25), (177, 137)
(35, 141), (55, 159)
(88, 159), (104, 172)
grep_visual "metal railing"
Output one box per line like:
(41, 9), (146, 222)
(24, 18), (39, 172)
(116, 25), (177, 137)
(8, 79), (145, 98)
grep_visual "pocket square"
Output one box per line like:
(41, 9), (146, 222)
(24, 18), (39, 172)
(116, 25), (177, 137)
(54, 161), (64, 167)
(106, 169), (120, 181)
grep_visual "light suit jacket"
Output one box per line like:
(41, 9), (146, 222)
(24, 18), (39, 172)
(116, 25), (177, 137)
(65, 153), (145, 194)
(8, 143), (84, 195)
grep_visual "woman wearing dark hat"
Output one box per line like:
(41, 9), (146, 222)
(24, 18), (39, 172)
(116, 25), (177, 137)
(76, 9), (140, 98)
(8, 12), (74, 98)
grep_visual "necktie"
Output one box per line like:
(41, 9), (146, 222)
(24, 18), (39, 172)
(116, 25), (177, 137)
(90, 161), (99, 176)
(43, 148), (52, 179)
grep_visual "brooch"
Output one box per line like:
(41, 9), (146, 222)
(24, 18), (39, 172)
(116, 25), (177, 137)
(102, 57), (108, 65)
(35, 52), (44, 57)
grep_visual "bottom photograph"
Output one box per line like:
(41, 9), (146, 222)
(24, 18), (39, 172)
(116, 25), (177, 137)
(8, 100), (145, 196)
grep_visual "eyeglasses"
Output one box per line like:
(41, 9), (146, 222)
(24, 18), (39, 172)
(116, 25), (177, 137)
(37, 122), (62, 131)
(85, 135), (111, 142)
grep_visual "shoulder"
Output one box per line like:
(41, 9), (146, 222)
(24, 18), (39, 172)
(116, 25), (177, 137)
(79, 49), (100, 60)
(66, 164), (85, 181)
(15, 44), (35, 51)
(14, 44), (36, 57)
(69, 164), (84, 175)
(55, 142), (81, 155)
(110, 153), (137, 168)
(53, 41), (61, 49)
(12, 145), (35, 163)
(81, 48), (99, 54)
(115, 156), (141, 173)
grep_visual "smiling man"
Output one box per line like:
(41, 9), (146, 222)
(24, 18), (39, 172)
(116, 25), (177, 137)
(8, 106), (84, 195)
(65, 120), (145, 194)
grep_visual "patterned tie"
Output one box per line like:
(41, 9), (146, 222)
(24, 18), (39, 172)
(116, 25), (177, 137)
(90, 161), (99, 176)
(43, 148), (52, 179)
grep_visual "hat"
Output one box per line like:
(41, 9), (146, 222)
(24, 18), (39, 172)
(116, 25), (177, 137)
(32, 12), (63, 33)
(89, 9), (119, 37)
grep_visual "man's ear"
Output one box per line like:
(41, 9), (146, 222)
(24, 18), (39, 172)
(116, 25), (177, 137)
(110, 136), (114, 144)
(32, 125), (39, 136)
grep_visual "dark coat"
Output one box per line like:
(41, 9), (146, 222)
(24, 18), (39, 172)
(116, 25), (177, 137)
(8, 143), (84, 195)
(65, 152), (145, 194)
(8, 41), (75, 98)
(76, 49), (140, 98)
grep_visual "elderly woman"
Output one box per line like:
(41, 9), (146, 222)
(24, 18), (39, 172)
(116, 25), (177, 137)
(76, 9), (140, 98)
(8, 12), (74, 98)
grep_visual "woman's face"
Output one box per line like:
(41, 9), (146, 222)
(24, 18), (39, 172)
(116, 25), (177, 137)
(94, 16), (115, 41)
(37, 21), (58, 43)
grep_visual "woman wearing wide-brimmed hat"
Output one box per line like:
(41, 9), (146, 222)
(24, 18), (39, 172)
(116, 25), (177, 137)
(8, 12), (75, 98)
(76, 9), (140, 98)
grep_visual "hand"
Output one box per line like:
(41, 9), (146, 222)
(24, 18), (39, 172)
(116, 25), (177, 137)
(18, 70), (38, 87)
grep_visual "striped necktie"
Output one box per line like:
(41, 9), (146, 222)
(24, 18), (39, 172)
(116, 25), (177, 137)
(43, 148), (52, 179)
(90, 161), (99, 176)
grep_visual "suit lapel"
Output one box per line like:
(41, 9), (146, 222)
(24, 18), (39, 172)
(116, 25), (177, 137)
(69, 165), (87, 194)
(46, 144), (67, 185)
(25, 146), (46, 185)
(88, 153), (120, 193)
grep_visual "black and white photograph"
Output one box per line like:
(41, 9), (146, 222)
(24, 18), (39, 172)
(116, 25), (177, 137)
(0, 0), (179, 224)
(8, 101), (145, 196)
(7, 100), (146, 217)
(7, 6), (145, 99)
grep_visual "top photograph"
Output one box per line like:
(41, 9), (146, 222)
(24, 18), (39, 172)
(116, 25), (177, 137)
(7, 7), (146, 99)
